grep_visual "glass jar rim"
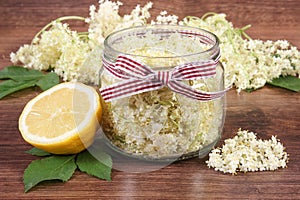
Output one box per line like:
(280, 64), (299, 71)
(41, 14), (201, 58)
(103, 24), (220, 59)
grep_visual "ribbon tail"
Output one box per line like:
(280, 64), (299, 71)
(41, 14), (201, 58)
(168, 80), (229, 101)
(100, 79), (163, 102)
(172, 60), (218, 81)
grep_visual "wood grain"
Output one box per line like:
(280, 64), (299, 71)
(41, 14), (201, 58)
(0, 0), (300, 199)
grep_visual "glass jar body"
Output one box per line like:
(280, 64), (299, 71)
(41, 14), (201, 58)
(100, 25), (225, 161)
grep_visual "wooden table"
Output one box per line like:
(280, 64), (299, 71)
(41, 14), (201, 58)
(1, 0), (299, 199)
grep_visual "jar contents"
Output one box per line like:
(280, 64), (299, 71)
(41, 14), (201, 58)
(100, 26), (225, 160)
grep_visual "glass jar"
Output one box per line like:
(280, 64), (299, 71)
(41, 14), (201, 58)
(99, 25), (226, 161)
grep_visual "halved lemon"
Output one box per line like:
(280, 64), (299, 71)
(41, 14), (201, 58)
(18, 82), (102, 154)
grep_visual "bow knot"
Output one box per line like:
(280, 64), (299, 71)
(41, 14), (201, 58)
(155, 71), (171, 85)
(100, 53), (228, 102)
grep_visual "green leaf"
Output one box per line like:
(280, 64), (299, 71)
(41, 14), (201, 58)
(36, 72), (59, 91)
(268, 76), (300, 92)
(0, 80), (36, 99)
(76, 151), (112, 181)
(23, 155), (76, 192)
(26, 147), (52, 157)
(245, 88), (255, 93)
(0, 66), (43, 81)
(0, 66), (60, 99)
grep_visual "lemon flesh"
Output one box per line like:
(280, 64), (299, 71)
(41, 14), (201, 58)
(18, 82), (102, 154)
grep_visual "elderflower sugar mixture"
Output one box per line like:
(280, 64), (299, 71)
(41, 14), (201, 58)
(100, 26), (225, 159)
(206, 129), (289, 174)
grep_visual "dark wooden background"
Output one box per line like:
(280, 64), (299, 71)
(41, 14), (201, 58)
(0, 0), (299, 199)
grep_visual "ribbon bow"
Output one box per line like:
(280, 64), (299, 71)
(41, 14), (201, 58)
(100, 54), (227, 102)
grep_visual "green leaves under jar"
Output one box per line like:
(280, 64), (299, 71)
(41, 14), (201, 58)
(24, 147), (112, 192)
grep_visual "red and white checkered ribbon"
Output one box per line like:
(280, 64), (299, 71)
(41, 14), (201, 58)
(100, 53), (228, 102)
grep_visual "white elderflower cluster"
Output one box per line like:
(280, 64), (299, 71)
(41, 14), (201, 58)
(10, 21), (96, 83)
(151, 10), (179, 25)
(86, 0), (153, 48)
(85, 0), (122, 47)
(206, 129), (289, 174)
(182, 14), (300, 92)
(10, 0), (154, 85)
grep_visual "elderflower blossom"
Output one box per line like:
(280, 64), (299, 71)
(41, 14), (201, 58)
(114, 2), (153, 30)
(151, 10), (179, 25)
(86, 0), (153, 48)
(85, 0), (123, 47)
(10, 22), (97, 83)
(10, 0), (154, 85)
(181, 14), (300, 92)
(206, 129), (289, 174)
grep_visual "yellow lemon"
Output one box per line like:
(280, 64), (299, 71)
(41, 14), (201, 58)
(18, 82), (102, 154)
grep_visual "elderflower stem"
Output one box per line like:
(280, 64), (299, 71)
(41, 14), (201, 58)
(240, 24), (252, 40)
(32, 16), (86, 44)
(78, 32), (89, 40)
(232, 25), (252, 42)
(201, 12), (218, 20)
